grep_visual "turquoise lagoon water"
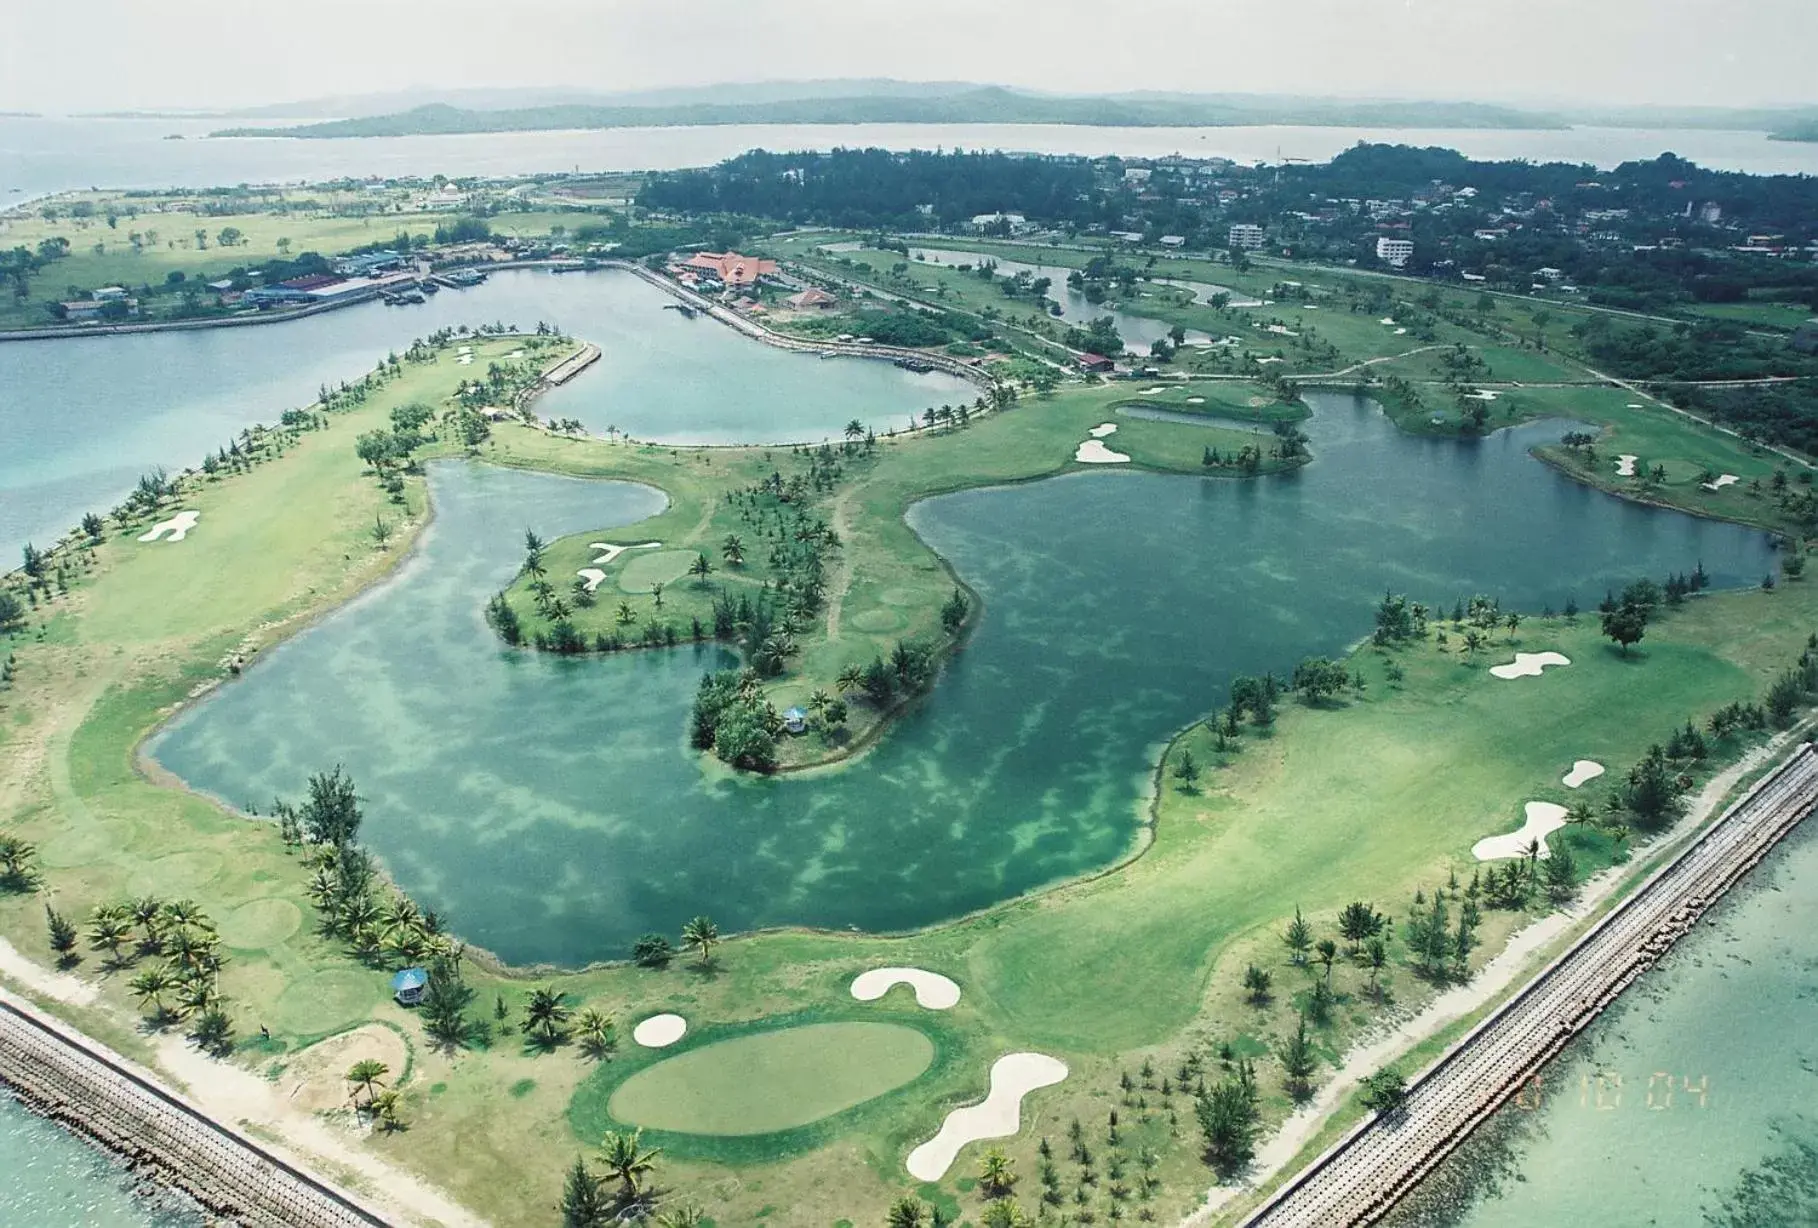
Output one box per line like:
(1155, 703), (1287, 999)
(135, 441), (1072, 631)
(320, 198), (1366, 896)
(0, 1092), (201, 1227)
(0, 266), (969, 561)
(150, 394), (1777, 966)
(1385, 821), (1818, 1228)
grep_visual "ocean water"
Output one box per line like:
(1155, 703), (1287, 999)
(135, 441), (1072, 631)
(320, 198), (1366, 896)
(0, 1091), (202, 1227)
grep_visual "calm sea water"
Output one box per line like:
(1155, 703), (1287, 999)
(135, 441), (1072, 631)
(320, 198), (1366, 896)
(1384, 821), (1818, 1228)
(4, 117), (1817, 205)
(0, 266), (969, 561)
(0, 1092), (202, 1227)
(150, 395), (1776, 965)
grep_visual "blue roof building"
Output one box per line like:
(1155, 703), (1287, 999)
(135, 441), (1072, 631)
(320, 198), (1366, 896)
(782, 706), (808, 735)
(391, 967), (429, 1006)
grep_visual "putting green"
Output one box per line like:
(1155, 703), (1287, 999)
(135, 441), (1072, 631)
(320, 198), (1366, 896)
(617, 550), (697, 594)
(607, 1022), (933, 1135)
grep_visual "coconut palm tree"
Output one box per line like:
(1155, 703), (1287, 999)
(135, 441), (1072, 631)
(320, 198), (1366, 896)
(721, 535), (745, 566)
(688, 552), (713, 583)
(129, 964), (176, 1020)
(522, 986), (572, 1045)
(979, 1146), (1018, 1198)
(0, 834), (36, 890)
(843, 419), (865, 443)
(345, 1059), (390, 1107)
(658, 1204), (705, 1228)
(597, 1128), (661, 1209)
(680, 916), (719, 968)
(576, 1008), (617, 1061)
(87, 909), (132, 964)
(370, 1089), (407, 1132)
(835, 665), (865, 694)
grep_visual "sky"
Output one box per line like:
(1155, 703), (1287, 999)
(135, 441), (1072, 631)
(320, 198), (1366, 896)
(5, 0), (1817, 114)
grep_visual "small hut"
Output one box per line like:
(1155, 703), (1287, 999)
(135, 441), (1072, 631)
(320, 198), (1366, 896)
(782, 706), (809, 735)
(391, 967), (429, 1007)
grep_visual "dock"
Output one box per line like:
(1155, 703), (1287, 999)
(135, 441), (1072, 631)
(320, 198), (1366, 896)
(1239, 742), (1818, 1227)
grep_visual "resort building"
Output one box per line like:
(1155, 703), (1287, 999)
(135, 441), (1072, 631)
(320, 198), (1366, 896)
(683, 251), (779, 287)
(1076, 353), (1116, 373)
(391, 967), (429, 1006)
(785, 287), (839, 310)
(1375, 237), (1415, 267)
(1228, 223), (1267, 250)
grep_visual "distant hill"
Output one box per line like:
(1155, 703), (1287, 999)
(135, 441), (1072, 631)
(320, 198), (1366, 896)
(212, 86), (1569, 138)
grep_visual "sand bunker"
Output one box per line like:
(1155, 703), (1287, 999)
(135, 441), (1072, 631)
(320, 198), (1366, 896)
(1075, 439), (1131, 464)
(1562, 759), (1605, 789)
(280, 1025), (410, 1113)
(1141, 387), (1165, 395)
(1088, 423), (1118, 438)
(1473, 801), (1571, 861)
(851, 968), (961, 1010)
(1615, 454), (1638, 477)
(138, 511), (200, 542)
(577, 568), (607, 593)
(1187, 396), (1206, 404)
(632, 1013), (687, 1048)
(1464, 390), (1501, 401)
(1380, 317), (1397, 325)
(1257, 356), (1284, 365)
(1393, 327), (1408, 335)
(587, 541), (661, 567)
(906, 1053), (1068, 1181)
(1704, 474), (1739, 491)
(1265, 324), (1299, 336)
(1489, 651), (1571, 680)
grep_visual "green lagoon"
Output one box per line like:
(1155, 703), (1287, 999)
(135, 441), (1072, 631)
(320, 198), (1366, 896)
(149, 394), (1776, 966)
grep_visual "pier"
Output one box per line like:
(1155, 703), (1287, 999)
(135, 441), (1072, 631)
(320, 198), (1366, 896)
(1239, 742), (1818, 1228)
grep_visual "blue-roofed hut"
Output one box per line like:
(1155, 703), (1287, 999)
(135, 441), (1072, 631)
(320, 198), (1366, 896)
(782, 706), (808, 735)
(391, 967), (429, 1007)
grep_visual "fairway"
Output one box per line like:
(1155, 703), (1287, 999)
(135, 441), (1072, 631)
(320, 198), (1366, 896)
(617, 548), (698, 593)
(606, 1022), (935, 1135)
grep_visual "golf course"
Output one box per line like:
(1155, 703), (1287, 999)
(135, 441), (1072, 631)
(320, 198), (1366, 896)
(2, 255), (1817, 1228)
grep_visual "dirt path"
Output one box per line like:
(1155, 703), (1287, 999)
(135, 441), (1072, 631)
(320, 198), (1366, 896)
(1180, 732), (1792, 1225)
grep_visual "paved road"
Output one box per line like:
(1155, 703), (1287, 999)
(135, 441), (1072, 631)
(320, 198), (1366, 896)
(1240, 744), (1818, 1227)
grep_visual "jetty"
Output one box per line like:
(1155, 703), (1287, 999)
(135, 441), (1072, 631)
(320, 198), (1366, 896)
(541, 342), (601, 387)
(1238, 742), (1818, 1227)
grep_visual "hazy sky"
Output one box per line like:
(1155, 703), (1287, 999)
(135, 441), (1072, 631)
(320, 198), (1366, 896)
(5, 0), (1816, 114)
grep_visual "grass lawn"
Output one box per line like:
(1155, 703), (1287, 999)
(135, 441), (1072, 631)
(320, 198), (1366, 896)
(3, 321), (1818, 1228)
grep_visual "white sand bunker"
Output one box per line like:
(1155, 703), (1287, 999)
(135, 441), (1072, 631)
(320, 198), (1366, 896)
(1257, 356), (1284, 365)
(139, 510), (200, 542)
(1562, 759), (1605, 789)
(1473, 801), (1570, 861)
(1615, 454), (1638, 477)
(1380, 317), (1397, 325)
(1075, 439), (1131, 464)
(1490, 651), (1571, 680)
(1088, 423), (1118, 438)
(851, 968), (961, 1010)
(1393, 327), (1408, 335)
(1464, 390), (1501, 401)
(577, 567), (608, 593)
(632, 1014), (687, 1048)
(1187, 395), (1206, 404)
(1704, 474), (1739, 491)
(1265, 324), (1299, 336)
(588, 541), (661, 566)
(1141, 387), (1165, 395)
(906, 1053), (1068, 1181)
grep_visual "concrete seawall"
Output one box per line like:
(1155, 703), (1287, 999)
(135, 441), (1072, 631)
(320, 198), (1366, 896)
(0, 987), (391, 1227)
(1237, 742), (1818, 1227)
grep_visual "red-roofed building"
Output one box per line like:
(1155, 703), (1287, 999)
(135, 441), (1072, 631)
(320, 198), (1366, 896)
(683, 251), (779, 287)
(786, 287), (838, 310)
(1076, 353), (1115, 372)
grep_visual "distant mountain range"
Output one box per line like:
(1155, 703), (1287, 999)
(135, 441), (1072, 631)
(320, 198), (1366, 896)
(71, 80), (1818, 140)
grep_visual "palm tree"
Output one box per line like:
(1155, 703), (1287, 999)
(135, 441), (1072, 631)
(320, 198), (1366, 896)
(657, 1204), (706, 1228)
(680, 916), (719, 968)
(1365, 938), (1389, 1001)
(0, 833), (36, 888)
(576, 1008), (617, 1060)
(887, 1198), (929, 1228)
(129, 896), (166, 952)
(1314, 938), (1338, 986)
(688, 552), (713, 582)
(843, 419), (865, 443)
(370, 1089), (407, 1132)
(835, 664), (865, 693)
(346, 1059), (390, 1107)
(522, 986), (572, 1044)
(597, 1128), (661, 1208)
(979, 1146), (1018, 1198)
(129, 964), (176, 1019)
(87, 910), (132, 963)
(721, 535), (745, 566)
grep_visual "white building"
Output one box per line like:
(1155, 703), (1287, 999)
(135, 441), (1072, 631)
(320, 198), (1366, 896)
(1375, 237), (1415, 268)
(969, 212), (1032, 234)
(1228, 223), (1266, 250)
